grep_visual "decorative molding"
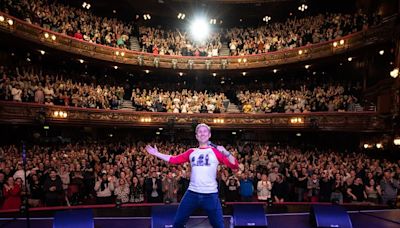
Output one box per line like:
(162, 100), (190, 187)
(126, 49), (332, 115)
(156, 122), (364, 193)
(0, 102), (387, 131)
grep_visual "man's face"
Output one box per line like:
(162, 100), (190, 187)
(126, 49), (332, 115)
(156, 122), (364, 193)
(196, 126), (211, 144)
(50, 171), (56, 178)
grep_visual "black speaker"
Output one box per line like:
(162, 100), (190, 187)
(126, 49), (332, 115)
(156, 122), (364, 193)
(310, 205), (353, 228)
(151, 205), (178, 228)
(232, 204), (268, 227)
(53, 209), (94, 228)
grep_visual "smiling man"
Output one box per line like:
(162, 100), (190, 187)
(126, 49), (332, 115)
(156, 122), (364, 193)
(145, 123), (239, 228)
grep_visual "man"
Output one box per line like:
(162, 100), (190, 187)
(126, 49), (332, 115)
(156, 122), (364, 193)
(239, 172), (254, 201)
(347, 177), (366, 202)
(272, 174), (289, 202)
(145, 123), (239, 228)
(163, 171), (178, 203)
(380, 169), (400, 206)
(145, 170), (163, 203)
(43, 169), (63, 206)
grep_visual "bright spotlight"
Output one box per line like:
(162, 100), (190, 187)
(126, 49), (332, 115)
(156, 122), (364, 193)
(190, 18), (210, 41)
(390, 68), (399, 78)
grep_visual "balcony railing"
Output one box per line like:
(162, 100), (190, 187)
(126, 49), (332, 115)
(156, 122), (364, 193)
(0, 101), (386, 131)
(0, 13), (395, 70)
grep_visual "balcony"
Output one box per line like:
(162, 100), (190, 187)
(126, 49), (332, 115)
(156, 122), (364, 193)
(0, 101), (386, 131)
(0, 13), (395, 70)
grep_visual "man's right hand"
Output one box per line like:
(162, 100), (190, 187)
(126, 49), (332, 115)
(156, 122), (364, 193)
(145, 145), (159, 156)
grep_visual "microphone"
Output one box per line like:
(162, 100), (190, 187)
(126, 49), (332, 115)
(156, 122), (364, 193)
(207, 141), (218, 148)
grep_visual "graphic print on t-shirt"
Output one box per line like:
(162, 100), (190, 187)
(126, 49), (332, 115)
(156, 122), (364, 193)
(191, 153), (211, 167)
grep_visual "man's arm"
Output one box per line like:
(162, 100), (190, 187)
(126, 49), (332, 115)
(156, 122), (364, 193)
(145, 145), (171, 162)
(212, 146), (239, 170)
(145, 145), (193, 164)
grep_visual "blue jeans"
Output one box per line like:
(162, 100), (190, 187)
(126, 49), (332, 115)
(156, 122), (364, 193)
(174, 190), (224, 228)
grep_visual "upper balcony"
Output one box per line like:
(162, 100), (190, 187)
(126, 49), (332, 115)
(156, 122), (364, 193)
(0, 13), (396, 71)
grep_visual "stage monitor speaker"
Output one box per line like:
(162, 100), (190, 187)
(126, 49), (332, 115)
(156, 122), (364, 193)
(232, 204), (268, 227)
(310, 204), (353, 228)
(53, 209), (94, 228)
(151, 205), (178, 228)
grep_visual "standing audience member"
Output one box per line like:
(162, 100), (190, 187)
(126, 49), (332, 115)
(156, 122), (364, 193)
(2, 177), (21, 209)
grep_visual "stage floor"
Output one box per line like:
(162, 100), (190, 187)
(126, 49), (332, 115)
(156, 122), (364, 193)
(0, 209), (399, 228)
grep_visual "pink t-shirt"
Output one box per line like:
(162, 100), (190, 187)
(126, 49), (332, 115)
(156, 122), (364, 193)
(169, 146), (239, 193)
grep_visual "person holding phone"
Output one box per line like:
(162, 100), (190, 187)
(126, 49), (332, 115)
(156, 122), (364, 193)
(145, 123), (239, 228)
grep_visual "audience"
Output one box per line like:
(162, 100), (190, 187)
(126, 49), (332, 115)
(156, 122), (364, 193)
(2, 0), (133, 49)
(0, 62), (368, 113)
(227, 12), (380, 56)
(1, 1), (380, 56)
(0, 65), (124, 110)
(237, 84), (363, 113)
(131, 88), (227, 113)
(0, 140), (398, 210)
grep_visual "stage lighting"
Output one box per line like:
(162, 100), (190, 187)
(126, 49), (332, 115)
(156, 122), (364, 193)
(40, 50), (45, 55)
(0, 16), (4, 22)
(394, 138), (400, 145)
(379, 50), (384, 55)
(347, 57), (352, 62)
(7, 19), (13, 25)
(390, 68), (399, 78)
(273, 69), (277, 73)
(190, 18), (210, 41)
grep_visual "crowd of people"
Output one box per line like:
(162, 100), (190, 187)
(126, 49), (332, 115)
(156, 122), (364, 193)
(131, 88), (229, 113)
(138, 27), (222, 57)
(237, 84), (362, 113)
(0, 65), (125, 109)
(1, 0), (381, 56)
(1, 61), (368, 113)
(0, 141), (399, 210)
(1, 0), (133, 48)
(227, 12), (380, 56)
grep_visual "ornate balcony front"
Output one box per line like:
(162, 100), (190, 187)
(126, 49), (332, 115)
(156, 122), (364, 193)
(0, 101), (386, 132)
(0, 13), (395, 71)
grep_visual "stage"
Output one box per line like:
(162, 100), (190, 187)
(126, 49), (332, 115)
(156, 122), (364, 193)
(0, 203), (399, 228)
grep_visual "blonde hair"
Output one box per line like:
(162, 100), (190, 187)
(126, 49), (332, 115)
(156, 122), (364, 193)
(195, 123), (211, 133)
